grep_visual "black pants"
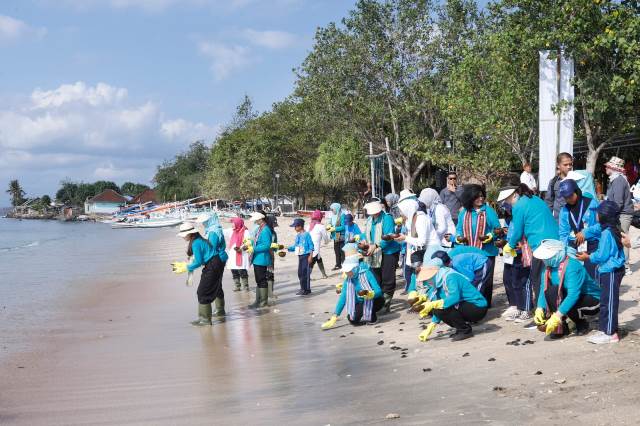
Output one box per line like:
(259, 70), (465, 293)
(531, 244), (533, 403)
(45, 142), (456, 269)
(310, 254), (324, 269)
(254, 265), (268, 289)
(544, 284), (600, 326)
(381, 252), (399, 296)
(231, 269), (248, 279)
(433, 302), (488, 332)
(347, 298), (385, 325)
(509, 257), (531, 311)
(333, 240), (345, 267)
(297, 254), (311, 293)
(528, 257), (544, 311)
(197, 255), (225, 304)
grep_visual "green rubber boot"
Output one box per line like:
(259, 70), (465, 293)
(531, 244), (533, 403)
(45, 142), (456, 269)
(248, 289), (260, 309)
(241, 276), (249, 291)
(191, 304), (212, 326)
(318, 262), (328, 279)
(267, 279), (277, 305)
(258, 287), (269, 308)
(383, 293), (393, 313)
(214, 297), (225, 318)
(232, 276), (241, 292)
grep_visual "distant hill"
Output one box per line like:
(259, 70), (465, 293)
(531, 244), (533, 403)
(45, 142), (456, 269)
(0, 207), (12, 216)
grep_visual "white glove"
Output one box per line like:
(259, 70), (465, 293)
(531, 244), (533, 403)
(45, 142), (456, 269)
(186, 272), (194, 287)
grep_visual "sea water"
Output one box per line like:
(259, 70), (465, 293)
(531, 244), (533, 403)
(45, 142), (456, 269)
(0, 218), (173, 360)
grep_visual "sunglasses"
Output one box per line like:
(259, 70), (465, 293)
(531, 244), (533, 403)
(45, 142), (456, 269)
(448, 177), (457, 181)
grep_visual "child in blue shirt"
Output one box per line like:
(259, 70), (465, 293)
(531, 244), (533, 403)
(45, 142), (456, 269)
(288, 218), (315, 295)
(576, 200), (625, 344)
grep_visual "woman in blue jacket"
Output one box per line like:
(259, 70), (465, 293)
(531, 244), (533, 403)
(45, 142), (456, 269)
(577, 201), (625, 344)
(171, 222), (223, 326)
(532, 239), (601, 339)
(327, 203), (347, 270)
(558, 179), (599, 279)
(196, 213), (229, 318)
(415, 258), (488, 342)
(453, 184), (501, 306)
(321, 245), (384, 328)
(247, 211), (274, 309)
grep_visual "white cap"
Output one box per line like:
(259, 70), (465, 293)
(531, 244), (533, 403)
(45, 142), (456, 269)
(177, 222), (198, 238)
(497, 188), (517, 202)
(364, 201), (383, 215)
(532, 239), (565, 260)
(248, 212), (266, 222)
(564, 170), (586, 181)
(341, 255), (361, 273)
(398, 189), (417, 203)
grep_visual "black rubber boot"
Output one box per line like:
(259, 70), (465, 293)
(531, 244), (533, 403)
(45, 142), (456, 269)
(214, 298), (225, 318)
(191, 304), (212, 326)
(241, 276), (249, 291)
(451, 328), (473, 341)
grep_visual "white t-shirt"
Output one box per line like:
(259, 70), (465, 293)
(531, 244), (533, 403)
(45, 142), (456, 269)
(520, 171), (537, 191)
(307, 224), (329, 258)
(224, 228), (250, 270)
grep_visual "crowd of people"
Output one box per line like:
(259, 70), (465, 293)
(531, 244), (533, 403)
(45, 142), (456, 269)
(171, 152), (636, 346)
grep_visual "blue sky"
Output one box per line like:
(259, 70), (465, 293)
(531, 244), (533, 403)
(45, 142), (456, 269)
(0, 0), (359, 205)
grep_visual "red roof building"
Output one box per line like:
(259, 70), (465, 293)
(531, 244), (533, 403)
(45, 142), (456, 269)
(130, 189), (157, 205)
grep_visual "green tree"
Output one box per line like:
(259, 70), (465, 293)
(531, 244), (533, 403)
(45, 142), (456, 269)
(120, 182), (150, 197)
(6, 179), (26, 207)
(153, 141), (210, 202)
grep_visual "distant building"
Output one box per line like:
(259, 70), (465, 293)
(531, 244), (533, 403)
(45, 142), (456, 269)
(129, 188), (157, 205)
(84, 189), (127, 215)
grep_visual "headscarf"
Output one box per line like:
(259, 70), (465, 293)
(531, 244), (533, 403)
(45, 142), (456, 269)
(597, 200), (623, 249)
(536, 239), (577, 268)
(418, 188), (441, 210)
(330, 203), (342, 226)
(310, 210), (323, 231)
(229, 217), (246, 266)
(202, 213), (224, 240)
(397, 198), (418, 220)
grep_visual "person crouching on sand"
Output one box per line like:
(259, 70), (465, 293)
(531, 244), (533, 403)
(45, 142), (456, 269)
(414, 258), (488, 342)
(321, 244), (384, 329)
(171, 222), (225, 326)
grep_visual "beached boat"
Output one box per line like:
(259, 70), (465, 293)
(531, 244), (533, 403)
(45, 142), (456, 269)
(111, 218), (182, 229)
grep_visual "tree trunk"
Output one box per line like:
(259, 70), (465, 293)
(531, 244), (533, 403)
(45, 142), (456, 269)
(586, 143), (606, 174)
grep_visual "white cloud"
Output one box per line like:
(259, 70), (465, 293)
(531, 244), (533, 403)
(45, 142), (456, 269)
(198, 41), (252, 81)
(0, 14), (46, 43)
(243, 29), (297, 49)
(0, 82), (220, 201)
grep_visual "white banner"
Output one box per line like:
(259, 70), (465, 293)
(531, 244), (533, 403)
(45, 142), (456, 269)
(539, 50), (574, 191)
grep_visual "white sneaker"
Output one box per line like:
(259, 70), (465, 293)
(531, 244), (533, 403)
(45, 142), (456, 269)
(514, 311), (532, 324)
(501, 306), (518, 318)
(625, 266), (632, 276)
(505, 310), (521, 321)
(587, 331), (620, 344)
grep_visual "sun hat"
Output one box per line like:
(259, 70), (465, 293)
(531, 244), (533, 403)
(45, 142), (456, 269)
(290, 218), (305, 228)
(398, 189), (417, 203)
(364, 201), (383, 215)
(194, 213), (211, 223)
(417, 265), (440, 282)
(496, 187), (518, 202)
(177, 222), (199, 238)
(342, 254), (361, 273)
(342, 243), (361, 258)
(532, 239), (565, 260)
(558, 179), (579, 198)
(248, 212), (266, 222)
(605, 156), (625, 173)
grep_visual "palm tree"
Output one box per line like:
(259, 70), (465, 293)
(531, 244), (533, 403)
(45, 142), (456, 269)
(6, 179), (26, 207)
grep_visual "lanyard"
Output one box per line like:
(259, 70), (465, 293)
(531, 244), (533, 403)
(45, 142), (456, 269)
(569, 199), (584, 230)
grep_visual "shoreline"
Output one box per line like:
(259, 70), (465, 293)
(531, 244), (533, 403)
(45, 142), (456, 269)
(2, 224), (640, 424)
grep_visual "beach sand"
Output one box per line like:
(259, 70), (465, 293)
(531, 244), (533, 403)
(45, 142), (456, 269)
(2, 222), (640, 425)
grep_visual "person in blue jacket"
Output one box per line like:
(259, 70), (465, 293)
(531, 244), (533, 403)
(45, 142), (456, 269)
(288, 218), (315, 296)
(343, 213), (362, 243)
(415, 258), (489, 342)
(453, 184), (501, 306)
(430, 248), (494, 305)
(576, 201), (625, 344)
(532, 239), (601, 340)
(362, 201), (401, 312)
(321, 245), (384, 328)
(327, 203), (347, 270)
(196, 213), (229, 318)
(247, 211), (274, 308)
(171, 222), (223, 326)
(558, 179), (599, 279)
(504, 184), (560, 315)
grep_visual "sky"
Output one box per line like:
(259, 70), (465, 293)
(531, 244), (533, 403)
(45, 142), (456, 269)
(0, 0), (359, 205)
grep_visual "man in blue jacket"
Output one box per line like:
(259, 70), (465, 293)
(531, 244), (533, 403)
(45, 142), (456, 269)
(288, 218), (315, 296)
(363, 201), (401, 312)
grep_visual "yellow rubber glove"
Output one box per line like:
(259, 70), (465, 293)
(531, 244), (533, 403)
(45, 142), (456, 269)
(545, 312), (563, 335)
(362, 290), (375, 300)
(321, 315), (338, 329)
(418, 322), (437, 342)
(354, 235), (361, 242)
(534, 308), (546, 326)
(270, 242), (280, 249)
(325, 224), (332, 230)
(481, 233), (493, 244)
(419, 299), (444, 318)
(503, 243), (517, 258)
(335, 282), (343, 294)
(394, 217), (404, 225)
(186, 272), (194, 287)
(407, 291), (418, 302)
(171, 261), (188, 274)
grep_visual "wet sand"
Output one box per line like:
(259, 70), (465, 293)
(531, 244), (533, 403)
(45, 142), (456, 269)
(2, 224), (640, 425)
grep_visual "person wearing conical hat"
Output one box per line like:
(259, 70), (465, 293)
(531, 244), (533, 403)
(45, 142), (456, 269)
(321, 244), (384, 329)
(604, 156), (633, 275)
(171, 222), (225, 326)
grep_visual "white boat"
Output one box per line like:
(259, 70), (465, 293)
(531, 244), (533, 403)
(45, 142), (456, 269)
(111, 218), (182, 229)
